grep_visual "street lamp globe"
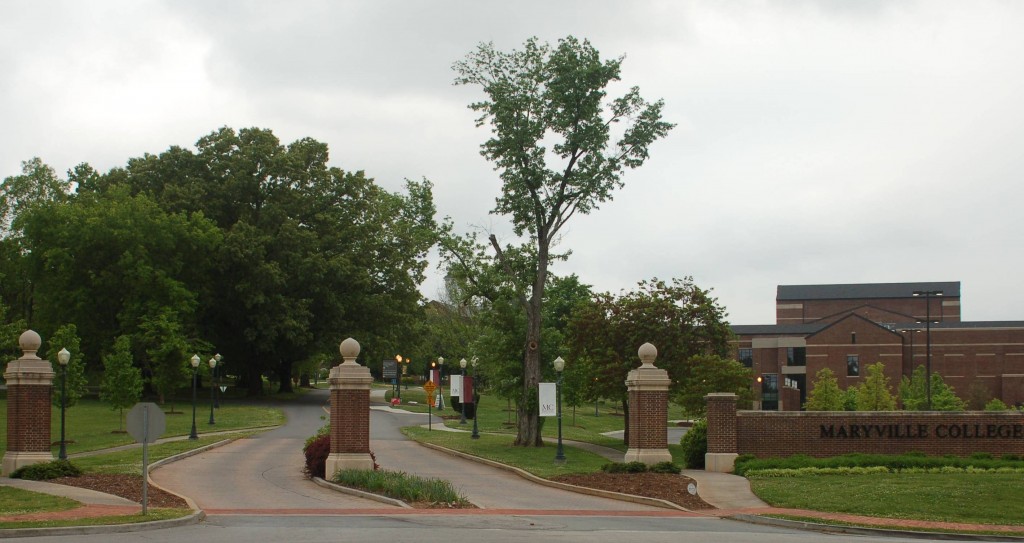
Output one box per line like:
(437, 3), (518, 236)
(191, 354), (200, 368)
(553, 356), (565, 372)
(58, 348), (70, 366)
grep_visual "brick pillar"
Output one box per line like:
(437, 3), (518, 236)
(624, 343), (672, 465)
(704, 392), (738, 473)
(3, 330), (56, 476)
(325, 337), (374, 478)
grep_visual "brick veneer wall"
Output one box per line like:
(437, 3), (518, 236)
(706, 394), (738, 454)
(5, 385), (52, 452)
(627, 389), (668, 449)
(330, 388), (370, 454)
(735, 411), (1024, 458)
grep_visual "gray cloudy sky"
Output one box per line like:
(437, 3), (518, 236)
(3, 1), (1022, 325)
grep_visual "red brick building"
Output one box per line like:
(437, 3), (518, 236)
(732, 282), (1024, 410)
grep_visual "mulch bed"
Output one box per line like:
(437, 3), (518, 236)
(551, 472), (715, 511)
(51, 474), (189, 509)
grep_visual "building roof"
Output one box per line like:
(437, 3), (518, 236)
(734, 319), (1024, 336)
(777, 282), (961, 301)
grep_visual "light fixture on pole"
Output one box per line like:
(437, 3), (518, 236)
(189, 354), (200, 439)
(213, 353), (222, 408)
(208, 357), (218, 425)
(459, 358), (468, 424)
(57, 348), (71, 460)
(394, 355), (402, 401)
(913, 289), (943, 410)
(404, 358), (410, 390)
(553, 356), (566, 463)
(437, 356), (445, 409)
(471, 357), (480, 439)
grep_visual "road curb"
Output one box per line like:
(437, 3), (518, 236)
(0, 510), (206, 539)
(730, 514), (1024, 542)
(415, 441), (689, 511)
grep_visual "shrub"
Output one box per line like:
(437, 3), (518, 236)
(601, 461), (648, 473)
(303, 433), (330, 479)
(10, 460), (81, 480)
(970, 452), (993, 460)
(649, 461), (682, 474)
(679, 418), (707, 469)
(1002, 454), (1022, 461)
(334, 469), (468, 505)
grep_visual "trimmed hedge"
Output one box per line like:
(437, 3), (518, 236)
(734, 452), (1024, 476)
(10, 460), (82, 480)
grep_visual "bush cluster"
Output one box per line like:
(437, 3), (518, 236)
(747, 465), (1024, 477)
(733, 452), (1024, 476)
(303, 424), (379, 479)
(10, 460), (82, 480)
(334, 468), (468, 505)
(679, 418), (707, 469)
(600, 461), (681, 474)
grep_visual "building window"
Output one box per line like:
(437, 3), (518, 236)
(847, 355), (860, 377)
(851, 332), (856, 344)
(761, 374), (779, 411)
(786, 347), (806, 366)
(738, 348), (753, 368)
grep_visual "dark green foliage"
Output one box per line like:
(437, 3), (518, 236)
(732, 452), (1024, 476)
(601, 461), (648, 473)
(302, 433), (330, 479)
(649, 461), (682, 474)
(1002, 454), (1022, 461)
(679, 418), (708, 469)
(333, 468), (467, 505)
(970, 452), (993, 460)
(10, 460), (81, 480)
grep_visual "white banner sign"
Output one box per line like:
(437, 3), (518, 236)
(450, 375), (463, 398)
(539, 382), (557, 417)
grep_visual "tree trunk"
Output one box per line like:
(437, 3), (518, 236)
(300, 373), (311, 388)
(514, 238), (548, 447)
(245, 370), (264, 396)
(278, 360), (294, 393)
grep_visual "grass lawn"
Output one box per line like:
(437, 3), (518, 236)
(750, 472), (1024, 526)
(0, 398), (284, 456)
(0, 486), (79, 516)
(402, 426), (612, 478)
(0, 507), (190, 529)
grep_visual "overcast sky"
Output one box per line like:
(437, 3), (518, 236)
(2, 1), (1022, 325)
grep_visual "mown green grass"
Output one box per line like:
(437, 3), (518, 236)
(72, 433), (255, 474)
(0, 486), (79, 516)
(0, 507), (191, 529)
(402, 426), (613, 478)
(750, 472), (1024, 526)
(0, 398), (283, 455)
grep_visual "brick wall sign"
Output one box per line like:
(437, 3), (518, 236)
(705, 393), (1024, 472)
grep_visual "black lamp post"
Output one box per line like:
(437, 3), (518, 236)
(189, 354), (200, 439)
(554, 356), (566, 463)
(404, 358), (409, 390)
(437, 357), (445, 410)
(395, 355), (403, 402)
(459, 358), (468, 424)
(213, 353), (222, 408)
(913, 290), (943, 410)
(57, 348), (70, 460)
(471, 357), (480, 439)
(208, 356), (218, 424)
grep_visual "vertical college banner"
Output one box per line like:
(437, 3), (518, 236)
(539, 382), (557, 417)
(450, 375), (463, 399)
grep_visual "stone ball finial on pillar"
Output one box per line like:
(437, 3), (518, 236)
(624, 342), (672, 465)
(19, 330), (42, 359)
(638, 342), (657, 368)
(3, 330), (55, 475)
(339, 337), (361, 365)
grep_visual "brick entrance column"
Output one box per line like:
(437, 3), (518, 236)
(704, 392), (738, 472)
(326, 338), (374, 477)
(3, 330), (55, 475)
(624, 342), (672, 465)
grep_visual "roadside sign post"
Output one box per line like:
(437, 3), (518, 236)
(423, 381), (436, 430)
(126, 402), (166, 515)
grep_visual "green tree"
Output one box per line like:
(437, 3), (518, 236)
(804, 368), (845, 411)
(566, 277), (732, 441)
(445, 36), (672, 446)
(855, 362), (896, 411)
(676, 354), (753, 416)
(99, 335), (143, 431)
(898, 365), (966, 411)
(842, 387), (858, 411)
(46, 324), (88, 409)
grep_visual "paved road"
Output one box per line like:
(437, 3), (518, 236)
(154, 388), (660, 513)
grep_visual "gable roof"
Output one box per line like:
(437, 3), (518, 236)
(777, 282), (960, 301)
